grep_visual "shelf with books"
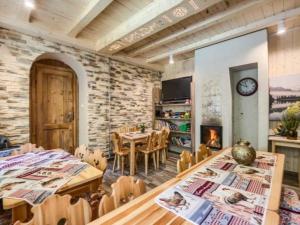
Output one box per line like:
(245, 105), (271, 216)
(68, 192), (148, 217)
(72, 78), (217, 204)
(152, 83), (194, 154)
(156, 117), (191, 121)
(155, 103), (191, 107)
(170, 130), (191, 135)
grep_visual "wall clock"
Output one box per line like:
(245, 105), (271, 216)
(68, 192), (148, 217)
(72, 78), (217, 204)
(236, 77), (258, 96)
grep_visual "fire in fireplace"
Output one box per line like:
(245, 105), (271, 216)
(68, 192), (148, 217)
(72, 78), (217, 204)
(200, 125), (222, 150)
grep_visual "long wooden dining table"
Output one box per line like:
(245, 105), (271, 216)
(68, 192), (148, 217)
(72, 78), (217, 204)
(1, 153), (103, 223)
(88, 148), (285, 225)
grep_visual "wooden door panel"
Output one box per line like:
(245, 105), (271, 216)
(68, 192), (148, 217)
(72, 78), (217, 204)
(45, 73), (65, 124)
(31, 61), (78, 153)
(44, 129), (71, 150)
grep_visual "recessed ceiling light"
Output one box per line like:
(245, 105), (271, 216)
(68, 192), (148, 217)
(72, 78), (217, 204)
(24, 0), (35, 9)
(169, 54), (174, 64)
(277, 20), (286, 35)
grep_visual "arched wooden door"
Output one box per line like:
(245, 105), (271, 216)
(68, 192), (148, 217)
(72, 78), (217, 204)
(30, 59), (78, 153)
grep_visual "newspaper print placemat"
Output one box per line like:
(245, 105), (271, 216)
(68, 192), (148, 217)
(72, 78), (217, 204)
(0, 150), (87, 205)
(155, 149), (277, 225)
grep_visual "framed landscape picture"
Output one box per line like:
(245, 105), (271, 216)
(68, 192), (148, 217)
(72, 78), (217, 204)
(269, 74), (300, 121)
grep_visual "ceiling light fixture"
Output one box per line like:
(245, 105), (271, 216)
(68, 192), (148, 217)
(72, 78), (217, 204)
(169, 53), (174, 64)
(277, 20), (286, 35)
(24, 0), (35, 9)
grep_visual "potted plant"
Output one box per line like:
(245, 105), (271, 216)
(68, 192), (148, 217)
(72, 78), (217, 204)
(281, 102), (300, 139)
(139, 123), (146, 133)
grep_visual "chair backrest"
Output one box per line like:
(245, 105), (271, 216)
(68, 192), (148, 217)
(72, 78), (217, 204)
(75, 146), (107, 173)
(111, 176), (146, 208)
(98, 194), (116, 217)
(129, 126), (138, 132)
(177, 150), (195, 173)
(86, 149), (108, 173)
(14, 194), (92, 225)
(162, 127), (170, 145)
(158, 129), (169, 149)
(143, 131), (153, 151)
(195, 144), (212, 163)
(11, 143), (43, 156)
(111, 132), (123, 154)
(74, 145), (88, 162)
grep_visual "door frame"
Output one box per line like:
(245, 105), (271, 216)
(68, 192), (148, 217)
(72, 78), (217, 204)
(30, 59), (79, 151)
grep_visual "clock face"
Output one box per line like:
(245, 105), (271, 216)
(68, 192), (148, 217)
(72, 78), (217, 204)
(236, 77), (258, 96)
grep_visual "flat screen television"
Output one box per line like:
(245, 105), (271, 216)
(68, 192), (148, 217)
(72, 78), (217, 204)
(162, 76), (192, 102)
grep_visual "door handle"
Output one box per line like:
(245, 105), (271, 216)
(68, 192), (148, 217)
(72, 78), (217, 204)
(66, 112), (74, 123)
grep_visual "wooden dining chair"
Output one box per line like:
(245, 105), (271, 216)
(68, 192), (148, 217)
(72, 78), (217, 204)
(111, 132), (130, 175)
(136, 131), (159, 175)
(156, 128), (170, 167)
(74, 144), (89, 162)
(86, 149), (108, 173)
(11, 143), (44, 156)
(162, 126), (170, 159)
(14, 194), (92, 225)
(195, 144), (212, 163)
(129, 125), (139, 132)
(177, 150), (195, 173)
(75, 146), (107, 174)
(111, 176), (146, 208)
(98, 194), (116, 217)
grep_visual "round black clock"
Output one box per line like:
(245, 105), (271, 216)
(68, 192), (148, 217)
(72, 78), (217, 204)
(236, 77), (258, 96)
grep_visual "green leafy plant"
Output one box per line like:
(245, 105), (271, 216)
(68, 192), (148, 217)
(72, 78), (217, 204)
(139, 123), (146, 133)
(281, 101), (300, 138)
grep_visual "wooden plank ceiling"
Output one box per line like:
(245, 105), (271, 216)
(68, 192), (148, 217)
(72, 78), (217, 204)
(0, 0), (300, 70)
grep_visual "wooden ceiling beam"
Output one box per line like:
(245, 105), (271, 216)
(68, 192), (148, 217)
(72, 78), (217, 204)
(0, 15), (164, 72)
(147, 7), (300, 63)
(68, 0), (113, 37)
(18, 7), (33, 23)
(0, 15), (95, 51)
(129, 0), (266, 57)
(108, 54), (164, 72)
(95, 0), (223, 53)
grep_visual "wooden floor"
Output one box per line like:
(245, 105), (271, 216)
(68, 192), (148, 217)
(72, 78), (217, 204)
(102, 152), (178, 194)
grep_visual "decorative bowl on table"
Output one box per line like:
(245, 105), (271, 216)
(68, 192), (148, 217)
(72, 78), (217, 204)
(231, 140), (256, 166)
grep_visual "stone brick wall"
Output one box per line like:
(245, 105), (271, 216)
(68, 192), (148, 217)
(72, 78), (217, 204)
(0, 28), (161, 155)
(110, 60), (161, 131)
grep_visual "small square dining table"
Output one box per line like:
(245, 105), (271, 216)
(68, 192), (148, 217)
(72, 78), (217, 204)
(120, 130), (157, 176)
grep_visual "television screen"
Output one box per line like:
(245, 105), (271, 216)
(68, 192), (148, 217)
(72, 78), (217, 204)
(162, 76), (192, 102)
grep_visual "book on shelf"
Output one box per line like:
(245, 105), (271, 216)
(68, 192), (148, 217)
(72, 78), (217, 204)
(170, 136), (192, 148)
(154, 120), (191, 132)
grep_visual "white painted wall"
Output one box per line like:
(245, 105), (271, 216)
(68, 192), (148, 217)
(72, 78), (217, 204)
(194, 30), (269, 151)
(162, 58), (194, 81)
(231, 66), (258, 149)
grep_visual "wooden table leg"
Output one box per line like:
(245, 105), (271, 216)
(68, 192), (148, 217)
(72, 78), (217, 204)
(130, 140), (135, 176)
(272, 142), (276, 153)
(11, 203), (31, 223)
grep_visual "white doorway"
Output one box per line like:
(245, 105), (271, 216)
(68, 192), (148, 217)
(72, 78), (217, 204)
(230, 64), (258, 149)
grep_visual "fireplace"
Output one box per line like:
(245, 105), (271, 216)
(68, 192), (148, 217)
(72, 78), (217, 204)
(200, 125), (222, 150)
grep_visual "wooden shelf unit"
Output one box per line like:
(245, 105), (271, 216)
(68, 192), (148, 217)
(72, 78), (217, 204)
(152, 82), (195, 154)
(170, 130), (191, 134)
(156, 117), (191, 121)
(155, 103), (191, 107)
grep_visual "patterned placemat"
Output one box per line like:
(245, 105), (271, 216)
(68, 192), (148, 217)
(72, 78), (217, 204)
(0, 150), (87, 205)
(156, 149), (277, 225)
